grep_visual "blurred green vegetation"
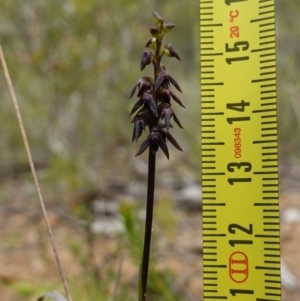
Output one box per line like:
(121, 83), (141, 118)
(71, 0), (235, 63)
(0, 1), (299, 183)
(0, 0), (200, 194)
(0, 1), (298, 193)
(0, 2), (199, 300)
(7, 198), (187, 301)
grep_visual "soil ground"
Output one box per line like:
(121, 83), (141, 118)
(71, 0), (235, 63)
(0, 159), (299, 301)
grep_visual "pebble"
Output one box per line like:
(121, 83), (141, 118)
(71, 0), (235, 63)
(281, 260), (299, 291)
(175, 183), (202, 211)
(281, 208), (300, 223)
(90, 217), (124, 236)
(92, 200), (119, 215)
(37, 291), (68, 301)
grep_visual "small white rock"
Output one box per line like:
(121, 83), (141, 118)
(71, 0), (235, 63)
(281, 260), (299, 291)
(90, 218), (124, 236)
(92, 200), (119, 215)
(176, 183), (202, 210)
(281, 208), (300, 223)
(38, 291), (68, 301)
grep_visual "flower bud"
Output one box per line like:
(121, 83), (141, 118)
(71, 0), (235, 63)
(163, 23), (176, 33)
(164, 44), (181, 61)
(145, 37), (157, 49)
(150, 27), (162, 38)
(142, 92), (158, 118)
(152, 11), (164, 27)
(140, 51), (153, 71)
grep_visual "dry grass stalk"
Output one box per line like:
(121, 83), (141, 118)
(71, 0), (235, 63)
(0, 45), (73, 301)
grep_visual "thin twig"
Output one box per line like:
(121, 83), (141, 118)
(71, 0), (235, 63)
(0, 45), (73, 301)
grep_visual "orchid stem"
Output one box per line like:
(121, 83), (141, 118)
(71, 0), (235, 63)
(133, 12), (183, 301)
(141, 145), (156, 301)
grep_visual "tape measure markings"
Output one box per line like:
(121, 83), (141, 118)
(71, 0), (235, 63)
(200, 0), (281, 300)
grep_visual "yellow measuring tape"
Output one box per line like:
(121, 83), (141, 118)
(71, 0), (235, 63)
(200, 0), (281, 300)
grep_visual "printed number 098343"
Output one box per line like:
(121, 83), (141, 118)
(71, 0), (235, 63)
(234, 128), (241, 158)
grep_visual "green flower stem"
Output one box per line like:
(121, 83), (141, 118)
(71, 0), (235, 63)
(140, 145), (156, 301)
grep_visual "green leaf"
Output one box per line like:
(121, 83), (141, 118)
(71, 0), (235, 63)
(138, 259), (144, 301)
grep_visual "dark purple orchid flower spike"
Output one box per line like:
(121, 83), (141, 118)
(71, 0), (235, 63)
(127, 11), (184, 301)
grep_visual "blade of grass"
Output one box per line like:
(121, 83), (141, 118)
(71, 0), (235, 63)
(0, 45), (73, 301)
(112, 252), (124, 301)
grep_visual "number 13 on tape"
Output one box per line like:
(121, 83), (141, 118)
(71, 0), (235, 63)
(200, 0), (281, 300)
